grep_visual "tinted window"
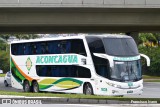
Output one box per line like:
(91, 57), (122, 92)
(92, 56), (110, 79)
(71, 39), (87, 56)
(103, 38), (139, 56)
(36, 65), (91, 78)
(11, 39), (86, 56)
(86, 37), (105, 53)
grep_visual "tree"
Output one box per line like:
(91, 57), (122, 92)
(0, 50), (10, 73)
(139, 46), (160, 76)
(13, 34), (39, 40)
(0, 36), (9, 51)
(139, 33), (158, 47)
(153, 33), (160, 46)
(0, 34), (10, 41)
(138, 33), (147, 45)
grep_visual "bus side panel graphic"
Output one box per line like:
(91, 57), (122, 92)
(11, 57), (83, 91)
(39, 78), (83, 90)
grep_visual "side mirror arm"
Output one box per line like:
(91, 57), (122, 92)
(93, 53), (114, 67)
(140, 54), (150, 66)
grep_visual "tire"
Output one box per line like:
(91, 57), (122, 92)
(32, 81), (39, 93)
(115, 95), (124, 97)
(23, 80), (30, 92)
(4, 80), (8, 87)
(84, 83), (93, 95)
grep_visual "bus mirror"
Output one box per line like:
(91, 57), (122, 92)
(140, 54), (150, 66)
(93, 53), (114, 67)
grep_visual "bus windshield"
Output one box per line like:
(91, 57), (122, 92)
(110, 60), (141, 82)
(103, 38), (139, 56)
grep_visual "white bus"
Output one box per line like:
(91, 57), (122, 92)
(10, 34), (150, 96)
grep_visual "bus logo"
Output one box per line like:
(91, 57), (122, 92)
(26, 57), (32, 71)
(128, 82), (133, 87)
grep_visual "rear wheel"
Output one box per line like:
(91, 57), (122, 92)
(23, 80), (30, 92)
(84, 83), (93, 95)
(4, 80), (8, 87)
(32, 81), (39, 93)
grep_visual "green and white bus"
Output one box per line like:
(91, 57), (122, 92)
(10, 34), (150, 96)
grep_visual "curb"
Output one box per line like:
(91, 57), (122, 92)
(0, 95), (130, 104)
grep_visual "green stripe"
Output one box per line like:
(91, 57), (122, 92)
(39, 78), (83, 90)
(53, 78), (83, 85)
(11, 59), (25, 85)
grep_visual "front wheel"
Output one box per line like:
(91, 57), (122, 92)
(32, 81), (39, 93)
(84, 83), (93, 95)
(23, 80), (30, 92)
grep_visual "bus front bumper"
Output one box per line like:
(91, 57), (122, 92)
(108, 86), (143, 96)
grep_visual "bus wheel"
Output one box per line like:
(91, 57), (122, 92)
(84, 83), (93, 95)
(23, 80), (30, 92)
(32, 81), (39, 93)
(4, 80), (8, 87)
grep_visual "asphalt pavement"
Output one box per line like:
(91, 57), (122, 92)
(0, 77), (22, 92)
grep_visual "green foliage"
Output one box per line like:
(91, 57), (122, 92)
(139, 46), (160, 76)
(0, 74), (5, 77)
(139, 33), (158, 46)
(13, 34), (39, 40)
(0, 34), (39, 73)
(138, 33), (147, 44)
(0, 50), (10, 73)
(0, 34), (10, 41)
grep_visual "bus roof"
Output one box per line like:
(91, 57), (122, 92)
(11, 34), (131, 44)
(85, 34), (132, 39)
(10, 35), (85, 44)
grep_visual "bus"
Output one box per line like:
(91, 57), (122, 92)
(10, 34), (150, 96)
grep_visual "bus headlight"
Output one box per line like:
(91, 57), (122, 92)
(106, 82), (121, 88)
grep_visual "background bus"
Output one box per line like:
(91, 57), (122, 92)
(10, 34), (150, 96)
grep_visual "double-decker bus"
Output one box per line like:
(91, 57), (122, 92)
(10, 34), (150, 96)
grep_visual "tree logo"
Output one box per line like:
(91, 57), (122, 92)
(26, 57), (32, 71)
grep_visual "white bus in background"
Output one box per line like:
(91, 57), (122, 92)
(10, 34), (150, 96)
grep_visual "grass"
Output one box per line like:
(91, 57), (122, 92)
(143, 75), (160, 82)
(0, 74), (5, 77)
(0, 90), (160, 103)
(142, 75), (160, 79)
(144, 80), (160, 82)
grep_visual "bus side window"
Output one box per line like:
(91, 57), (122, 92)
(77, 66), (91, 78)
(41, 42), (49, 54)
(58, 41), (71, 54)
(18, 44), (24, 55)
(48, 41), (54, 54)
(89, 40), (105, 53)
(36, 42), (41, 54)
(24, 43), (29, 55)
(11, 44), (18, 55)
(71, 39), (87, 56)
(31, 43), (37, 55)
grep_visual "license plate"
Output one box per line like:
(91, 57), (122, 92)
(127, 90), (133, 93)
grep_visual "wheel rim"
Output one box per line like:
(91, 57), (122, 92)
(33, 83), (38, 92)
(4, 81), (8, 86)
(25, 82), (29, 92)
(86, 84), (92, 95)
